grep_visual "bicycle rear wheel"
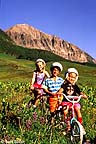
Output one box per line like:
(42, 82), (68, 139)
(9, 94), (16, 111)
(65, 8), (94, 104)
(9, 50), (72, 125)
(71, 120), (84, 144)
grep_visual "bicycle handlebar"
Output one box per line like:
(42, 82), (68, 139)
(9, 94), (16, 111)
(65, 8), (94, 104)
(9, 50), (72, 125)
(62, 93), (82, 103)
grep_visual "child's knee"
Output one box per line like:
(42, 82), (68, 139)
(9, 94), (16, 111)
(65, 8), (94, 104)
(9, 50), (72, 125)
(76, 108), (81, 113)
(64, 107), (69, 115)
(64, 110), (68, 115)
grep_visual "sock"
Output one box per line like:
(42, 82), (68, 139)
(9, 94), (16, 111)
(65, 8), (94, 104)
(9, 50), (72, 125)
(78, 117), (83, 124)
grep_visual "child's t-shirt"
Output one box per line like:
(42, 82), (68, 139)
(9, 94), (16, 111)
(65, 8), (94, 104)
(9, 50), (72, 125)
(34, 72), (45, 85)
(43, 77), (64, 94)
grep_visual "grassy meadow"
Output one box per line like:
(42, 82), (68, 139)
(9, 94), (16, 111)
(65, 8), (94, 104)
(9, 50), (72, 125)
(0, 30), (96, 143)
(0, 53), (96, 143)
(0, 53), (96, 87)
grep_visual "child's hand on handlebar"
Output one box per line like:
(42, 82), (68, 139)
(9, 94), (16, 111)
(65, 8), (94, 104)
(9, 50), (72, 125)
(80, 93), (87, 99)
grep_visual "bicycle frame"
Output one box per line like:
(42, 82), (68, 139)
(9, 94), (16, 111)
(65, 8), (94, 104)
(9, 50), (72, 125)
(61, 94), (86, 144)
(61, 94), (81, 118)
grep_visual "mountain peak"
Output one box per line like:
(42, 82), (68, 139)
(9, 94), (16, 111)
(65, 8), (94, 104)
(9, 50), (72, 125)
(5, 24), (96, 64)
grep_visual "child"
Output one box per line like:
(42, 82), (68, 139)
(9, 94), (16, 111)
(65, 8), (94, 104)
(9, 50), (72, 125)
(57, 68), (87, 130)
(42, 62), (64, 123)
(28, 58), (50, 108)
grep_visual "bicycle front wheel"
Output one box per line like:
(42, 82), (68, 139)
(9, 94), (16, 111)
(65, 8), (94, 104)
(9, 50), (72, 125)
(71, 120), (84, 144)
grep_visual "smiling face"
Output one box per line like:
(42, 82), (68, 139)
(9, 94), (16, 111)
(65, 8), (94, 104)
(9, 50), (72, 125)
(67, 72), (77, 85)
(36, 61), (45, 72)
(51, 67), (60, 77)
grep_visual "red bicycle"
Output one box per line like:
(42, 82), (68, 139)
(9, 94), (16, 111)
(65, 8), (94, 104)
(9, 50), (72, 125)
(57, 94), (86, 144)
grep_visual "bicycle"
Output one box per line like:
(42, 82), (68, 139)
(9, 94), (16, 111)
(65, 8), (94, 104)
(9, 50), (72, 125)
(27, 83), (45, 108)
(27, 83), (50, 124)
(60, 94), (86, 144)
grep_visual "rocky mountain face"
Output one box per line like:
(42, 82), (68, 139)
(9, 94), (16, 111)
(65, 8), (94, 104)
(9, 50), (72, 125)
(5, 24), (96, 63)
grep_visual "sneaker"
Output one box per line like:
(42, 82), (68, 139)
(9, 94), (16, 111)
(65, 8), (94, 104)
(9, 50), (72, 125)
(33, 105), (36, 108)
(51, 117), (55, 124)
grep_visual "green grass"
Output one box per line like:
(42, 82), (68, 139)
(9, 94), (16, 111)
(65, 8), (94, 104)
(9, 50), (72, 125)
(0, 53), (95, 143)
(0, 53), (96, 88)
(0, 81), (95, 143)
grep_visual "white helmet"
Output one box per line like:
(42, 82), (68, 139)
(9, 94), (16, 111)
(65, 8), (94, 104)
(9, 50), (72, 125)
(35, 58), (46, 65)
(65, 68), (78, 81)
(51, 62), (63, 72)
(67, 68), (78, 75)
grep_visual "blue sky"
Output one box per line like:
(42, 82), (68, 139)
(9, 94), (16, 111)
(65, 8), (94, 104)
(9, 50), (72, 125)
(0, 0), (96, 59)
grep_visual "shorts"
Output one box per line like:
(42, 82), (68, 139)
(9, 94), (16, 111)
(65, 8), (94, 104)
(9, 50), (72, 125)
(49, 96), (58, 113)
(61, 101), (81, 109)
(33, 83), (44, 95)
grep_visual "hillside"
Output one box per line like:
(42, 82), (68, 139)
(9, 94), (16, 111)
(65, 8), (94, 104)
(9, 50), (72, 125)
(0, 29), (66, 62)
(0, 28), (96, 86)
(5, 24), (96, 64)
(0, 53), (96, 88)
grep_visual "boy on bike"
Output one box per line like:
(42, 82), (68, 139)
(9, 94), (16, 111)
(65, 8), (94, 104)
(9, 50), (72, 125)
(42, 62), (64, 124)
(57, 68), (87, 130)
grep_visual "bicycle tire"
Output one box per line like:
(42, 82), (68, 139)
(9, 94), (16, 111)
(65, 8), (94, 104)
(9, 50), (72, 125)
(71, 120), (84, 144)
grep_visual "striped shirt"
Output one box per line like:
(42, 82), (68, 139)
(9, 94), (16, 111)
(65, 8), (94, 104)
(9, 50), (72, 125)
(43, 77), (64, 93)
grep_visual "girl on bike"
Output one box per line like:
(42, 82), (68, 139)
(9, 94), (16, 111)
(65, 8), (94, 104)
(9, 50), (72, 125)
(42, 62), (64, 124)
(57, 68), (87, 130)
(28, 58), (50, 108)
